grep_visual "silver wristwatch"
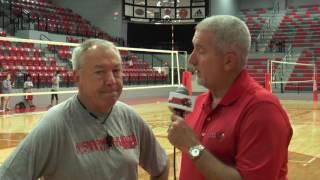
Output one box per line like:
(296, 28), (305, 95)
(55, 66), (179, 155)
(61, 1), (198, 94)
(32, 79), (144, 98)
(188, 144), (205, 159)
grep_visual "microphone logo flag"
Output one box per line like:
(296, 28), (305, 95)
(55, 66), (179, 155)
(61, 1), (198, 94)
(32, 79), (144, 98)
(168, 92), (195, 112)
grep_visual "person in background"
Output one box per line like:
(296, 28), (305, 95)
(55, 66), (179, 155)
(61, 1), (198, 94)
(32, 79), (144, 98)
(0, 79), (4, 111)
(2, 73), (14, 111)
(24, 74), (35, 108)
(49, 71), (60, 107)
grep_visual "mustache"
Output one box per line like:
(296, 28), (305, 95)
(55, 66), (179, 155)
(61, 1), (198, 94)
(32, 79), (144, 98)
(98, 87), (121, 93)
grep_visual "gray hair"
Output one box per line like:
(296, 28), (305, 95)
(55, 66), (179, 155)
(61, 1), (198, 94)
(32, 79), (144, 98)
(71, 39), (122, 70)
(196, 15), (251, 66)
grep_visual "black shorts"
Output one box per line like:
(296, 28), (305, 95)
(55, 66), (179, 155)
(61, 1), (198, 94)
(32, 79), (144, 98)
(51, 89), (58, 100)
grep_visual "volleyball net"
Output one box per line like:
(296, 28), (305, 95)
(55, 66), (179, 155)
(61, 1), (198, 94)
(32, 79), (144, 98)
(268, 59), (317, 102)
(0, 36), (187, 113)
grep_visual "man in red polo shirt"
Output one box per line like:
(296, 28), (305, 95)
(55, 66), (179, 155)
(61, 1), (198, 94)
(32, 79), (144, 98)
(167, 15), (292, 180)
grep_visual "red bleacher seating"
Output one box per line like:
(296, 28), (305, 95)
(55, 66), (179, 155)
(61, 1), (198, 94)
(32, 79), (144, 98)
(6, 0), (112, 40)
(0, 31), (6, 37)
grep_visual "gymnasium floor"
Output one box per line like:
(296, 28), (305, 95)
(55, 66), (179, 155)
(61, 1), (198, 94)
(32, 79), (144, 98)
(0, 94), (319, 179)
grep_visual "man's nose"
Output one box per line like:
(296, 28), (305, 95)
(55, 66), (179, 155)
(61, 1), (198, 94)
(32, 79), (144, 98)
(105, 72), (116, 84)
(188, 51), (197, 65)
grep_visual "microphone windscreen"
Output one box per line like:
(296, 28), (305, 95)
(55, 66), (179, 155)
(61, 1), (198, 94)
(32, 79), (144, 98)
(175, 86), (188, 95)
(168, 86), (195, 113)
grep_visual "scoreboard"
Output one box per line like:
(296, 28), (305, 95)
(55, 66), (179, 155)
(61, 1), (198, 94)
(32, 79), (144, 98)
(123, 0), (208, 24)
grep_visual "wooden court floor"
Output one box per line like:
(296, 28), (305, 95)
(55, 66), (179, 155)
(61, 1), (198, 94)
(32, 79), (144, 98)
(0, 100), (319, 179)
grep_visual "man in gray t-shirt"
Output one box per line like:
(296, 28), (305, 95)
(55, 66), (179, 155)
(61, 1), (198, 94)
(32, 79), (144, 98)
(0, 39), (169, 180)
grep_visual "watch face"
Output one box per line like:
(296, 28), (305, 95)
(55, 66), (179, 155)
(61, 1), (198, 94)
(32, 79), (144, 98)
(191, 149), (200, 156)
(189, 145), (205, 159)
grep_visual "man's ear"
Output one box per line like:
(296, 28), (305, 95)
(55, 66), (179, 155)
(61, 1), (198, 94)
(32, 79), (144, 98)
(223, 51), (239, 72)
(74, 70), (80, 84)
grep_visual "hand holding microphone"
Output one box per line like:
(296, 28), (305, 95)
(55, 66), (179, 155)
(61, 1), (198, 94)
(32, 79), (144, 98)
(168, 86), (199, 180)
(167, 86), (199, 152)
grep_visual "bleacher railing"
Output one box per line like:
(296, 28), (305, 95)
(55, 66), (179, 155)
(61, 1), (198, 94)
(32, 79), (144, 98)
(256, 0), (281, 45)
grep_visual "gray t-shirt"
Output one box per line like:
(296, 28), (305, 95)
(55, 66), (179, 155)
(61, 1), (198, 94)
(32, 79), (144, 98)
(0, 95), (167, 180)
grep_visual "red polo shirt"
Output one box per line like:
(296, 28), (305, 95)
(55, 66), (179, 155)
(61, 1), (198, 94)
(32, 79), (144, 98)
(180, 70), (292, 180)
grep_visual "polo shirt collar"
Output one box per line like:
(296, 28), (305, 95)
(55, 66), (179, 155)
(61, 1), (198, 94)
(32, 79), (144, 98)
(203, 69), (251, 108)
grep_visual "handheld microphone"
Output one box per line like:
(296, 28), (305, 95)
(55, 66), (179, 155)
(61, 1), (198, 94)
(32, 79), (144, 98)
(168, 86), (195, 180)
(168, 86), (195, 117)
